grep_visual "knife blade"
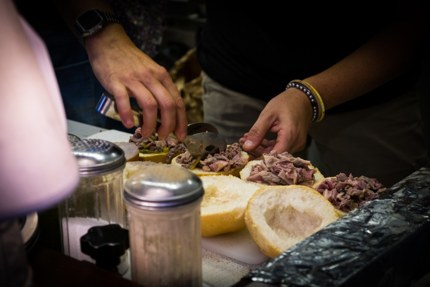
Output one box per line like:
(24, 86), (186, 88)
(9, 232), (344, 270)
(184, 131), (226, 159)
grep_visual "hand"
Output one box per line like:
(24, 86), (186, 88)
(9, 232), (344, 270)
(239, 88), (313, 157)
(85, 24), (188, 140)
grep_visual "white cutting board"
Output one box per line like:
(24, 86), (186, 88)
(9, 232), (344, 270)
(88, 130), (270, 265)
(202, 228), (269, 265)
(87, 129), (131, 142)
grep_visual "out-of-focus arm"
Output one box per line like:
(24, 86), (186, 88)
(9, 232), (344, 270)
(0, 0), (79, 218)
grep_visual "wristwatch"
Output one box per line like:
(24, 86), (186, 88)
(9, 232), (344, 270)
(75, 9), (120, 38)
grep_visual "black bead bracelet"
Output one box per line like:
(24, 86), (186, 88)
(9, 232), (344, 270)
(286, 80), (325, 122)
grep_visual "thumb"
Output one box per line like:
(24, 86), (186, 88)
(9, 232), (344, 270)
(241, 125), (267, 152)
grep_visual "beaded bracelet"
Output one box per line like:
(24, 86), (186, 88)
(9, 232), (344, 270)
(286, 80), (325, 122)
(301, 80), (325, 122)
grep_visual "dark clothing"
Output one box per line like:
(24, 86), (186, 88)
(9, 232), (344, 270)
(14, 0), (166, 132)
(197, 0), (420, 112)
(197, 0), (428, 186)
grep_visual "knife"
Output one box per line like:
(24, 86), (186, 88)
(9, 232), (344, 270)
(96, 92), (142, 127)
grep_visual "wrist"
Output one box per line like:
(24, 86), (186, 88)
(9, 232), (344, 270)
(84, 22), (125, 48)
(286, 80), (325, 122)
(75, 9), (121, 40)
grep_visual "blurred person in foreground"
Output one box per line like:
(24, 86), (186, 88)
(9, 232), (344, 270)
(0, 0), (79, 220)
(15, 0), (187, 140)
(1, 2), (79, 285)
(197, 0), (429, 186)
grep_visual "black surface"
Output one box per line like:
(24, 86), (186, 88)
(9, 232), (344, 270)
(233, 167), (430, 287)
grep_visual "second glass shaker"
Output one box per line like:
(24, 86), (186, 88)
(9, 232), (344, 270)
(123, 163), (204, 287)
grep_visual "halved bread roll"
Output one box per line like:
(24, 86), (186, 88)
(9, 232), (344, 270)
(123, 161), (159, 182)
(114, 142), (140, 162)
(139, 152), (170, 163)
(245, 185), (340, 258)
(200, 175), (260, 237)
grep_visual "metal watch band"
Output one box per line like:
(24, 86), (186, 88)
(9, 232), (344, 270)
(75, 9), (121, 39)
(103, 12), (120, 25)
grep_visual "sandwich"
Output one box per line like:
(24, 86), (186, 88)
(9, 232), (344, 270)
(171, 142), (249, 176)
(128, 127), (186, 163)
(240, 151), (324, 187)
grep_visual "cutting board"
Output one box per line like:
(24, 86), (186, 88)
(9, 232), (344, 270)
(87, 129), (131, 142)
(88, 129), (270, 265)
(202, 228), (269, 265)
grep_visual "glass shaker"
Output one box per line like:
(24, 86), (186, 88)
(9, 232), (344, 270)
(59, 139), (126, 262)
(123, 163), (204, 287)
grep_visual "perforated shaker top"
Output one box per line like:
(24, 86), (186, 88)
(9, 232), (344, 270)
(70, 138), (125, 175)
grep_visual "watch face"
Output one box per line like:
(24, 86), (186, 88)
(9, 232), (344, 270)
(77, 10), (103, 31)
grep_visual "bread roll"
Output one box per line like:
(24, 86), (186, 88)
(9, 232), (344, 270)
(114, 142), (140, 162)
(200, 175), (260, 237)
(245, 185), (340, 258)
(123, 161), (159, 182)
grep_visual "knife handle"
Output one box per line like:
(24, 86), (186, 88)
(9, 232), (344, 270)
(96, 92), (142, 127)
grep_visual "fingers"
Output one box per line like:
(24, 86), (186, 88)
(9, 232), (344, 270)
(157, 68), (187, 140)
(136, 65), (187, 140)
(173, 96), (188, 141)
(249, 139), (276, 158)
(110, 86), (135, 129)
(240, 113), (306, 156)
(240, 112), (282, 152)
(242, 127), (304, 157)
(110, 64), (187, 140)
(240, 90), (312, 157)
(130, 84), (159, 138)
(91, 40), (187, 140)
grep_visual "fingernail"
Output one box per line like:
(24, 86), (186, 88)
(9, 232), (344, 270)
(125, 119), (134, 128)
(244, 140), (253, 148)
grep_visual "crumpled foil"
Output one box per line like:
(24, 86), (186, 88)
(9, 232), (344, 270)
(234, 167), (430, 287)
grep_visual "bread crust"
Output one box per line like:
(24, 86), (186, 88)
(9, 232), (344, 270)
(245, 185), (340, 258)
(139, 152), (169, 163)
(113, 142), (140, 162)
(200, 175), (261, 237)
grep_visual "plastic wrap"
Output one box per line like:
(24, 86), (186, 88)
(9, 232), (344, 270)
(234, 167), (430, 287)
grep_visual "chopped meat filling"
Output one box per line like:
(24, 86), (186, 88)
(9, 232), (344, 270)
(176, 142), (247, 172)
(129, 127), (184, 163)
(247, 151), (316, 186)
(315, 173), (387, 212)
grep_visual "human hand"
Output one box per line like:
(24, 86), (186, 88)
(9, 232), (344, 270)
(85, 24), (188, 140)
(239, 88), (313, 157)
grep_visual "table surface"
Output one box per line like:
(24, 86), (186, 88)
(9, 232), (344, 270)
(67, 119), (107, 138)
(56, 120), (430, 287)
(65, 119), (256, 287)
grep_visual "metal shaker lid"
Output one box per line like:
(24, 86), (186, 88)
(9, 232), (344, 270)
(123, 164), (204, 208)
(71, 138), (125, 175)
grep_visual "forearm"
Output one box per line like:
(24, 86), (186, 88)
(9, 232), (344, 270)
(304, 12), (425, 110)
